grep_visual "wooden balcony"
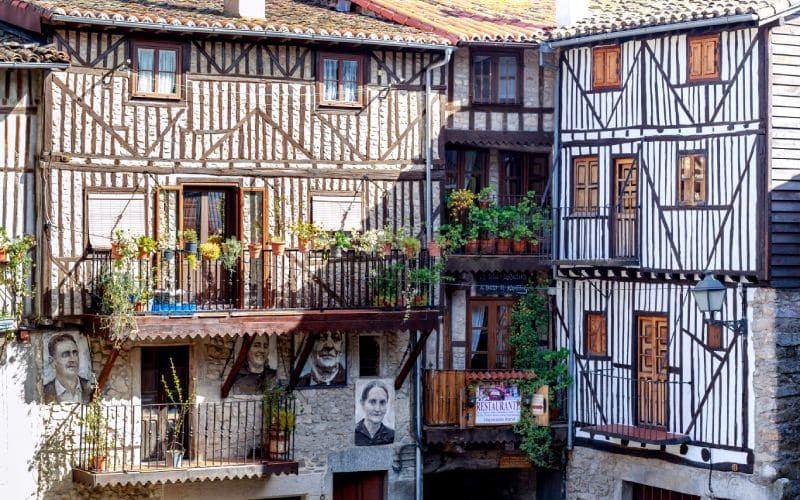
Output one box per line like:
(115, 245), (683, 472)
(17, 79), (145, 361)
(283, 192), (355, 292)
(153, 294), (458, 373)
(72, 398), (298, 487)
(77, 248), (441, 338)
(555, 205), (640, 266)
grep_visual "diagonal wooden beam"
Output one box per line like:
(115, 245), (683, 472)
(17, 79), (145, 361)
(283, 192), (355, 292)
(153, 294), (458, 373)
(92, 347), (120, 401)
(288, 332), (317, 390)
(220, 333), (255, 398)
(394, 329), (433, 391)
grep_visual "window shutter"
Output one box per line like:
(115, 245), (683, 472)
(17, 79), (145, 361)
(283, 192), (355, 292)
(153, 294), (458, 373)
(593, 50), (605, 88)
(702, 39), (717, 76)
(605, 49), (619, 86)
(87, 192), (146, 248)
(311, 194), (363, 232)
(689, 40), (702, 79)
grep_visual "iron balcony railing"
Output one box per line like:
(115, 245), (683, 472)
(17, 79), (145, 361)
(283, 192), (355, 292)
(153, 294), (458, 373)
(555, 205), (640, 262)
(576, 369), (691, 444)
(84, 248), (437, 313)
(75, 397), (296, 474)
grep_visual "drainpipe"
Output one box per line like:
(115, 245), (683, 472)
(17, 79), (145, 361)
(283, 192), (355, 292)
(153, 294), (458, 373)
(418, 46), (453, 500)
(539, 43), (560, 275)
(567, 278), (576, 451)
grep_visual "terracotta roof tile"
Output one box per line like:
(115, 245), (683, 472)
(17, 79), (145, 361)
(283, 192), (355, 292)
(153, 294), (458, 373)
(9, 0), (449, 45)
(352, 0), (556, 43)
(549, 0), (800, 41)
(465, 370), (537, 381)
(0, 23), (69, 64)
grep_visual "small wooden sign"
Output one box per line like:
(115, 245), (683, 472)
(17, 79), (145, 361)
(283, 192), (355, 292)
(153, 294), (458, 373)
(499, 451), (532, 469)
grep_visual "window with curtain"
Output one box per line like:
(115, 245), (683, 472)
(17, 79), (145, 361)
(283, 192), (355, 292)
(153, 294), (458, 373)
(444, 148), (488, 199)
(467, 299), (516, 370)
(318, 53), (363, 107)
(499, 152), (549, 205)
(470, 52), (521, 105)
(134, 42), (181, 99)
(677, 153), (706, 206)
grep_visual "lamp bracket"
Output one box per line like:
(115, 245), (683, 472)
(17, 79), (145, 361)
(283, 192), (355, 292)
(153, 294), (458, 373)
(708, 318), (747, 336)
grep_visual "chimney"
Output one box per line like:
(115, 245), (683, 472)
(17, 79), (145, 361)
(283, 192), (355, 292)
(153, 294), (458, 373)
(556, 0), (589, 28)
(335, 0), (352, 12)
(223, 0), (265, 19)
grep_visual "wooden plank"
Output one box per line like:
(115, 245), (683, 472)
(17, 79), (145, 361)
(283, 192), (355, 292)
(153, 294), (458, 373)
(394, 329), (433, 391)
(220, 333), (255, 398)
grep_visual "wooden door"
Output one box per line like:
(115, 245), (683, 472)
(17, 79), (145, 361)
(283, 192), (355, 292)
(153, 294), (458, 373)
(612, 157), (637, 258)
(636, 316), (668, 428)
(333, 471), (385, 500)
(140, 346), (190, 462)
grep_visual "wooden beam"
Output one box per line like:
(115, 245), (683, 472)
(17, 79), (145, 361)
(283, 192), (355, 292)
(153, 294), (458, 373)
(92, 347), (119, 400)
(220, 333), (255, 399)
(288, 333), (317, 391)
(394, 329), (433, 391)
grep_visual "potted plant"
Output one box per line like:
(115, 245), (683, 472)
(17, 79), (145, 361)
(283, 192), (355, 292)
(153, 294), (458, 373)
(332, 231), (351, 258)
(370, 262), (404, 307)
(0, 233), (35, 329)
(447, 189), (476, 221)
(378, 228), (395, 257)
(220, 237), (243, 271)
(186, 253), (198, 270)
(400, 236), (421, 259)
(81, 391), (110, 472)
(248, 241), (263, 259)
(511, 220), (532, 253)
(477, 186), (495, 209)
(426, 238), (441, 258)
(0, 227), (10, 263)
(263, 389), (295, 459)
(158, 235), (175, 262)
(135, 235), (157, 260)
(269, 234), (285, 257)
(98, 268), (140, 341)
(471, 205), (497, 254)
(161, 357), (196, 469)
(199, 241), (220, 261)
(181, 229), (198, 254)
(292, 222), (320, 253)
(464, 224), (479, 254)
(495, 205), (515, 254)
(352, 230), (379, 255)
(111, 230), (135, 261)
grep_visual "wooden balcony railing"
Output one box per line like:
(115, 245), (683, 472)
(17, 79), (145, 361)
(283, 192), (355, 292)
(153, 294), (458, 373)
(74, 397), (296, 480)
(556, 205), (639, 263)
(84, 248), (437, 314)
(424, 370), (466, 426)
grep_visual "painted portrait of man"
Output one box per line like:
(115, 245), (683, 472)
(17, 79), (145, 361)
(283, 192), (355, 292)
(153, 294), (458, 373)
(296, 331), (346, 388)
(42, 332), (93, 404)
(230, 334), (277, 396)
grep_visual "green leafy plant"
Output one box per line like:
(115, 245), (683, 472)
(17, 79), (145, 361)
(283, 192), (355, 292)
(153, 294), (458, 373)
(400, 236), (421, 258)
(513, 413), (555, 468)
(370, 262), (404, 307)
(353, 229), (379, 254)
(333, 231), (352, 251)
(495, 205), (516, 240)
(161, 357), (196, 453)
(111, 230), (136, 260)
(98, 268), (140, 343)
(269, 234), (285, 244)
(220, 237), (243, 270)
(80, 390), (114, 470)
(181, 229), (198, 244)
(1, 233), (35, 326)
(470, 205), (498, 238)
(436, 223), (465, 253)
(186, 253), (198, 270)
(198, 242), (220, 261)
(447, 189), (476, 219)
(477, 186), (495, 205)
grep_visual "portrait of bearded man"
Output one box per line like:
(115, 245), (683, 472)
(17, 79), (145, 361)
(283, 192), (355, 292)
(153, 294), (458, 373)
(296, 331), (346, 388)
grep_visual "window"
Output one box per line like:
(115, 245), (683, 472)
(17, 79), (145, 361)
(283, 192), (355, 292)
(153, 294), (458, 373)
(498, 152), (549, 205)
(707, 323), (723, 350)
(678, 153), (706, 206)
(688, 34), (720, 82)
(572, 157), (599, 213)
(86, 191), (146, 249)
(585, 312), (607, 356)
(182, 188), (237, 242)
(318, 53), (363, 107)
(311, 193), (363, 232)
(592, 45), (621, 90)
(359, 335), (380, 377)
(471, 52), (521, 105)
(133, 42), (181, 99)
(467, 299), (516, 370)
(445, 149), (489, 194)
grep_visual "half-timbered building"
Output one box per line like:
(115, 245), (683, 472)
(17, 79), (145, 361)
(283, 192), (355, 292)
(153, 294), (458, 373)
(0, 1), (454, 498)
(548, 1), (800, 498)
(349, 1), (563, 496)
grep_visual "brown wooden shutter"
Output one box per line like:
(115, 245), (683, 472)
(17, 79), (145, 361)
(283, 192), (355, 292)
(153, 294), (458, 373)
(586, 313), (607, 356)
(688, 35), (720, 81)
(593, 49), (605, 88)
(605, 48), (620, 86)
(592, 46), (620, 90)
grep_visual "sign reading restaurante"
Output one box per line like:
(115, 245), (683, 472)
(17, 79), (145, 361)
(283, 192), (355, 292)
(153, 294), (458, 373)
(475, 382), (521, 425)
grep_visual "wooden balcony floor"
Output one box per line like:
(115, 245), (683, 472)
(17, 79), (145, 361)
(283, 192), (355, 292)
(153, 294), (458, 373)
(583, 424), (690, 445)
(73, 460), (298, 486)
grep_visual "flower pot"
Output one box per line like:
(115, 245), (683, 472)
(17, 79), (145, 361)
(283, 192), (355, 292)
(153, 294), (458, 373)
(163, 249), (175, 262)
(427, 240), (440, 258)
(479, 238), (495, 254)
(464, 239), (479, 254)
(165, 449), (184, 468)
(529, 240), (541, 254)
(412, 293), (428, 306)
(184, 241), (197, 254)
(111, 241), (124, 260)
(332, 246), (343, 258)
(478, 199), (490, 209)
(89, 454), (107, 471)
(297, 238), (309, 253)
(137, 248), (149, 260)
(267, 429), (289, 459)
(0, 249), (8, 263)
(271, 241), (285, 257)
(382, 243), (393, 257)
(134, 301), (146, 312)
(248, 243), (262, 259)
(496, 238), (511, 254)
(512, 239), (527, 253)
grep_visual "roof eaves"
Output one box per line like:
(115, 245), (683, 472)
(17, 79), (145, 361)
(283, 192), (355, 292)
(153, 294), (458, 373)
(47, 13), (453, 49)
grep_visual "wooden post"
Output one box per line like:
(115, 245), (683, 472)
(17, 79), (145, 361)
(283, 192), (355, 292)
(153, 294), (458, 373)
(394, 329), (433, 391)
(288, 332), (317, 390)
(92, 347), (120, 401)
(220, 333), (255, 398)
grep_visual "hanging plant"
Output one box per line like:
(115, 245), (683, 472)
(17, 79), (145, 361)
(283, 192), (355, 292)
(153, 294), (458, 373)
(0, 233), (35, 332)
(98, 268), (140, 342)
(198, 242), (220, 261)
(447, 189), (476, 220)
(181, 229), (198, 254)
(220, 237), (243, 270)
(135, 235), (157, 260)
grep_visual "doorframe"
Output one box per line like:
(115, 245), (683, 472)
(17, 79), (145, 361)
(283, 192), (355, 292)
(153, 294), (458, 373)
(631, 312), (670, 429)
(610, 154), (638, 259)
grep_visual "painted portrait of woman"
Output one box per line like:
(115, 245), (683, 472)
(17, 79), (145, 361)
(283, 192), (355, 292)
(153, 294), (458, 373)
(354, 379), (395, 446)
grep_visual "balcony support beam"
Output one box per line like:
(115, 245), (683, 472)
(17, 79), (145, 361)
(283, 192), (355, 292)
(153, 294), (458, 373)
(395, 328), (433, 391)
(220, 333), (256, 398)
(288, 332), (317, 390)
(92, 346), (120, 400)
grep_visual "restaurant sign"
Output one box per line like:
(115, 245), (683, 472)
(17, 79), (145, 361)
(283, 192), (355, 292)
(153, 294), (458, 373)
(475, 382), (521, 425)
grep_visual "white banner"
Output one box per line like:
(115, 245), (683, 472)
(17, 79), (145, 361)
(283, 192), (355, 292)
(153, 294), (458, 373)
(475, 382), (521, 425)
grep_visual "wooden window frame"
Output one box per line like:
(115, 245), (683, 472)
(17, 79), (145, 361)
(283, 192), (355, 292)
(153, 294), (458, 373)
(571, 156), (600, 215)
(317, 52), (365, 108)
(676, 151), (707, 207)
(131, 40), (182, 100)
(584, 311), (608, 358)
(687, 34), (721, 83)
(591, 45), (621, 91)
(498, 151), (549, 205)
(466, 298), (517, 370)
(444, 148), (490, 196)
(469, 50), (523, 106)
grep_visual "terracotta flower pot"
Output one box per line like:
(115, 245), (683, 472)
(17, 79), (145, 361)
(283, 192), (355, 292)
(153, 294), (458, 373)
(479, 238), (495, 254)
(512, 239), (527, 253)
(382, 243), (393, 257)
(496, 238), (511, 254)
(478, 199), (490, 209)
(271, 242), (285, 257)
(529, 240), (541, 254)
(464, 239), (479, 254)
(90, 455), (107, 472)
(111, 241), (124, 260)
(297, 238), (309, 253)
(137, 248), (149, 260)
(427, 240), (440, 258)
(248, 243), (262, 259)
(0, 249), (8, 263)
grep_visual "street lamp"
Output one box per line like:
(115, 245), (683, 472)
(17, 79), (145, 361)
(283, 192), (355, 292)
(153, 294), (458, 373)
(691, 275), (747, 335)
